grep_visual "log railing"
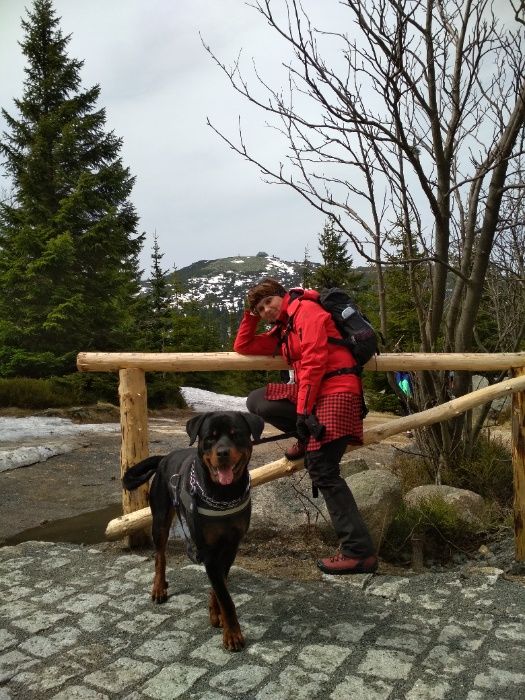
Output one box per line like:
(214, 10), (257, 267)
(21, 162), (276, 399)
(77, 351), (525, 557)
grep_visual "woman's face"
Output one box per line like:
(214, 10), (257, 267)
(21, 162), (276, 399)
(255, 295), (283, 322)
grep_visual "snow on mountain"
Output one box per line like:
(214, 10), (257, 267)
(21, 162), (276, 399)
(174, 252), (309, 313)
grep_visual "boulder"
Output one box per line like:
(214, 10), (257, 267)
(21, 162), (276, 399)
(250, 459), (370, 532)
(346, 470), (403, 551)
(404, 484), (485, 527)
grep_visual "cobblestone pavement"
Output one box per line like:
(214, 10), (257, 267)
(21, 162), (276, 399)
(1, 541), (525, 699)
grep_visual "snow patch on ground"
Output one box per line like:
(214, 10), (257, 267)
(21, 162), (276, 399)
(0, 388), (247, 472)
(180, 386), (248, 412)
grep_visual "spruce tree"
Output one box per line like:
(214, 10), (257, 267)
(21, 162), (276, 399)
(311, 220), (364, 295)
(0, 0), (143, 377)
(141, 233), (175, 352)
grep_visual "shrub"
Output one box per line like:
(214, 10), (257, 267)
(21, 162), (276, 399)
(382, 497), (486, 564)
(0, 377), (76, 408)
(442, 434), (513, 508)
(389, 452), (433, 495)
(146, 375), (186, 409)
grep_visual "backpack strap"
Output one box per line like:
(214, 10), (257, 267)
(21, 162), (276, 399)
(323, 366), (362, 380)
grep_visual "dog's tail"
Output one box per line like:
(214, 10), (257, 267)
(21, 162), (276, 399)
(122, 455), (163, 491)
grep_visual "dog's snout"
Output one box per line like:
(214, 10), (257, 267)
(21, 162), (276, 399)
(216, 445), (231, 460)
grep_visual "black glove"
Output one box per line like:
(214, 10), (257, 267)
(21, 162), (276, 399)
(296, 414), (326, 442)
(296, 414), (310, 443)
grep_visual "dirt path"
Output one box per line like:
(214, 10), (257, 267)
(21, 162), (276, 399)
(0, 409), (411, 579)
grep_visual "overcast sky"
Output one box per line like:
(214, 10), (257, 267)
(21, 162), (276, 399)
(1, 1), (520, 276)
(0, 0), (337, 274)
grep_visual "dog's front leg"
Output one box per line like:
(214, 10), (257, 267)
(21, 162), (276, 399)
(205, 564), (244, 651)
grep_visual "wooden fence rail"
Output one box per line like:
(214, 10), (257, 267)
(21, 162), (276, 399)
(77, 352), (525, 558)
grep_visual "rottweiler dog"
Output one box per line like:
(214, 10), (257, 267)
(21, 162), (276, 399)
(122, 411), (264, 651)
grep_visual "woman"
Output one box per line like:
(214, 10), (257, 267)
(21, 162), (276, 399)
(234, 278), (377, 575)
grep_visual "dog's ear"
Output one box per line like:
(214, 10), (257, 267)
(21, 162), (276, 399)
(240, 412), (265, 442)
(186, 413), (210, 446)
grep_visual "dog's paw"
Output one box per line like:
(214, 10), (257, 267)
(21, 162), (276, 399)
(223, 626), (245, 652)
(151, 587), (168, 603)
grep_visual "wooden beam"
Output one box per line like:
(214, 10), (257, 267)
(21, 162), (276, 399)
(105, 373), (525, 541)
(119, 368), (150, 547)
(77, 351), (525, 374)
(512, 368), (525, 561)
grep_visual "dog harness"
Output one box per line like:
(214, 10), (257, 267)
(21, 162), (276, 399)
(169, 456), (251, 563)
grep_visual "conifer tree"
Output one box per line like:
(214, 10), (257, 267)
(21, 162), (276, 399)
(311, 220), (364, 296)
(301, 246), (313, 288)
(0, 0), (143, 377)
(142, 233), (175, 352)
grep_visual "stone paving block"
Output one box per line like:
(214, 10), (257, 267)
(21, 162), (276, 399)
(473, 666), (525, 690)
(142, 661), (207, 699)
(330, 674), (393, 700)
(0, 649), (39, 678)
(1, 586), (33, 602)
(11, 609), (69, 634)
(209, 664), (270, 695)
(239, 618), (271, 642)
(78, 609), (123, 633)
(68, 640), (131, 667)
(51, 684), (109, 699)
(366, 577), (411, 600)
(162, 593), (202, 612)
(116, 609), (171, 634)
(437, 624), (485, 651)
(255, 664), (328, 700)
(495, 622), (525, 642)
(421, 644), (473, 675)
(247, 640), (293, 664)
(84, 656), (157, 693)
(134, 630), (192, 662)
(40, 556), (71, 571)
(0, 600), (37, 620)
(19, 625), (81, 658)
(319, 621), (375, 643)
(297, 644), (351, 673)
(14, 658), (85, 692)
(375, 631), (430, 653)
(357, 648), (415, 680)
(405, 678), (451, 699)
(29, 584), (77, 605)
(58, 593), (109, 614)
(0, 629), (17, 653)
(190, 637), (234, 666)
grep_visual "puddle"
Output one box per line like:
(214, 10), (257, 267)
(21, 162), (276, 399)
(2, 503), (123, 547)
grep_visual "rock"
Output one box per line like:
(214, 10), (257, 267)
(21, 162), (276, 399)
(405, 484), (485, 527)
(346, 470), (403, 551)
(340, 458), (369, 478)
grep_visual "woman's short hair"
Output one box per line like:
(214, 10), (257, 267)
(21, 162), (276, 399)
(247, 277), (287, 311)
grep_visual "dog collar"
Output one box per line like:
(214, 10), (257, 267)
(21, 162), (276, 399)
(189, 461), (251, 516)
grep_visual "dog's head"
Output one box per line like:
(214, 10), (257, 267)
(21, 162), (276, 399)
(185, 411), (264, 486)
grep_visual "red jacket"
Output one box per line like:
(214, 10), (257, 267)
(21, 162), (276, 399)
(234, 289), (361, 414)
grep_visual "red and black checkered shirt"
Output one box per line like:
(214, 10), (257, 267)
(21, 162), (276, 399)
(265, 383), (363, 451)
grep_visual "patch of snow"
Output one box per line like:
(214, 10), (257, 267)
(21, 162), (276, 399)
(180, 386), (248, 412)
(0, 443), (76, 473)
(0, 416), (119, 442)
(232, 259), (245, 263)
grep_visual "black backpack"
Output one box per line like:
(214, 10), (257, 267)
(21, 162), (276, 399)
(284, 287), (379, 372)
(318, 287), (379, 369)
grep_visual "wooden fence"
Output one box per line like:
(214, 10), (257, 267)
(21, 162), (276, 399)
(77, 351), (525, 559)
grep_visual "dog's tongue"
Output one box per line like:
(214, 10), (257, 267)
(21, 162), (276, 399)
(217, 466), (234, 485)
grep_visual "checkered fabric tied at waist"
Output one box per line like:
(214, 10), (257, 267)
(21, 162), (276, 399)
(264, 384), (363, 451)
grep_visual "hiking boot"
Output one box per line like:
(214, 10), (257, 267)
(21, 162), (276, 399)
(284, 441), (306, 461)
(317, 552), (378, 575)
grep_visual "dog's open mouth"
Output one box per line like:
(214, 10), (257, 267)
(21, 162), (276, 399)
(210, 458), (245, 486)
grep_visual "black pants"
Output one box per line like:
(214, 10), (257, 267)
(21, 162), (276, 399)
(246, 387), (375, 557)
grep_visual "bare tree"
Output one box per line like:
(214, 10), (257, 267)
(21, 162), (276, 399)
(205, 0), (525, 474)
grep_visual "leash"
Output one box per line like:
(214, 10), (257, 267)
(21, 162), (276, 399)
(251, 431), (297, 446)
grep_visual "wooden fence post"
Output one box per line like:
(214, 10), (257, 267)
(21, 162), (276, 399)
(119, 368), (150, 547)
(512, 367), (525, 561)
